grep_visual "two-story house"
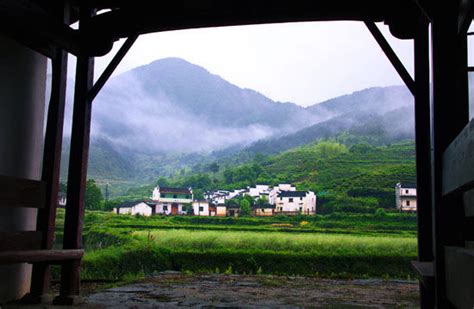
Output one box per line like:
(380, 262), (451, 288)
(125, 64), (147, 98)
(275, 191), (317, 215)
(152, 186), (193, 215)
(395, 182), (417, 212)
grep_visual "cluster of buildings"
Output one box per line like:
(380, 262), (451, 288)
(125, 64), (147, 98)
(113, 184), (317, 217)
(112, 182), (417, 216)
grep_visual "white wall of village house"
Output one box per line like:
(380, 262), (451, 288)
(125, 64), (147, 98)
(192, 201), (210, 216)
(395, 183), (417, 211)
(115, 203), (153, 216)
(216, 206), (227, 216)
(255, 208), (274, 216)
(155, 203), (187, 215)
(275, 192), (317, 214)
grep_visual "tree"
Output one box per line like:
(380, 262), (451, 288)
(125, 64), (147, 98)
(208, 162), (220, 180)
(256, 196), (268, 207)
(240, 199), (251, 216)
(85, 179), (104, 210)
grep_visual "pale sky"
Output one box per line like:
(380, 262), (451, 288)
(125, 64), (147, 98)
(75, 21), (415, 107)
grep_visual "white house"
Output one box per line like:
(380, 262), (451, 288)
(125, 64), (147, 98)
(275, 191), (317, 215)
(113, 201), (154, 216)
(152, 186), (193, 215)
(216, 203), (227, 217)
(57, 192), (67, 208)
(192, 200), (211, 216)
(395, 182), (417, 212)
(269, 184), (296, 204)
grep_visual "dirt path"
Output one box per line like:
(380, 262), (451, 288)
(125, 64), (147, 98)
(85, 272), (420, 308)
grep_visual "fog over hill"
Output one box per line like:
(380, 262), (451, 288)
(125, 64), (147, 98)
(50, 57), (420, 182)
(89, 57), (327, 153)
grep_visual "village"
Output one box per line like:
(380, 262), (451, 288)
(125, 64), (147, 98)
(112, 184), (317, 217)
(112, 182), (417, 217)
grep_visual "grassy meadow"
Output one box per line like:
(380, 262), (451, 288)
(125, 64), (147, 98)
(53, 210), (418, 281)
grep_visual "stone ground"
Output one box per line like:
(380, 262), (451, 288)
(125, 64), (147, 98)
(6, 272), (420, 308)
(86, 272), (420, 308)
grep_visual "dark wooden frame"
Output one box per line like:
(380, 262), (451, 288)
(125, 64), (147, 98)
(1, 1), (473, 307)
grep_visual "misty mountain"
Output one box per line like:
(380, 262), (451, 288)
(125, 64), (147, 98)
(90, 57), (321, 153)
(234, 86), (414, 155)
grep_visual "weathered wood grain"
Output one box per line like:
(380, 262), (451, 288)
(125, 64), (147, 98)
(0, 175), (46, 208)
(442, 119), (474, 196)
(0, 231), (42, 251)
(445, 246), (474, 309)
(0, 249), (84, 265)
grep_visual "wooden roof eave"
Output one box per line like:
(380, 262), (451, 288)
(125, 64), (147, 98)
(81, 0), (418, 55)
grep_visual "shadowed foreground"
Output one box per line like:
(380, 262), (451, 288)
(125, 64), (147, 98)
(85, 272), (419, 308)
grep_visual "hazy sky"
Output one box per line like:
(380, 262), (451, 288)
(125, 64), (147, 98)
(85, 21), (414, 107)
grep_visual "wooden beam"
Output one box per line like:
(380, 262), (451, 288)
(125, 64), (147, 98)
(431, 1), (471, 305)
(445, 246), (474, 308)
(464, 189), (474, 217)
(442, 120), (474, 196)
(459, 0), (474, 34)
(0, 2), (81, 56)
(88, 34), (138, 102)
(364, 22), (415, 95)
(0, 249), (84, 265)
(413, 18), (435, 309)
(29, 2), (71, 300)
(411, 261), (434, 289)
(82, 0), (419, 55)
(0, 231), (42, 251)
(0, 175), (46, 209)
(58, 5), (95, 301)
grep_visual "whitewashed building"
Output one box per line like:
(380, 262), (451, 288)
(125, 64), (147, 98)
(269, 184), (296, 204)
(216, 204), (227, 217)
(113, 201), (154, 216)
(395, 182), (417, 212)
(152, 186), (193, 215)
(192, 200), (211, 216)
(275, 191), (317, 215)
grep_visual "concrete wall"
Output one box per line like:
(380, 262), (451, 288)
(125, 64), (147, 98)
(0, 35), (47, 301)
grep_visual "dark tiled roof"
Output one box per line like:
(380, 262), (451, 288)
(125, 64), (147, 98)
(115, 201), (150, 209)
(160, 187), (192, 194)
(399, 182), (417, 189)
(253, 204), (275, 209)
(227, 204), (241, 209)
(277, 191), (307, 198)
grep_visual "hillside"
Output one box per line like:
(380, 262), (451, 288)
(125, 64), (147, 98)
(118, 139), (416, 213)
(239, 86), (414, 155)
(54, 58), (417, 189)
(91, 57), (320, 153)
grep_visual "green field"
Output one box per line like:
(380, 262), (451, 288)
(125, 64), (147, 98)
(53, 210), (418, 281)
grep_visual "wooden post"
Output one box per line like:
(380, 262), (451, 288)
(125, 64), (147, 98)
(430, 0), (470, 306)
(54, 6), (95, 305)
(23, 1), (70, 303)
(413, 17), (434, 309)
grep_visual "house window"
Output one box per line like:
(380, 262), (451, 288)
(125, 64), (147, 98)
(289, 198), (293, 202)
(405, 189), (409, 194)
(299, 207), (302, 211)
(199, 207), (204, 211)
(300, 197), (303, 200)
(406, 200), (410, 206)
(163, 205), (168, 211)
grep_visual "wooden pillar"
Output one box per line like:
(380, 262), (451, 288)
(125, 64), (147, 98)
(414, 17), (434, 309)
(54, 6), (95, 305)
(26, 2), (69, 302)
(430, 0), (470, 306)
